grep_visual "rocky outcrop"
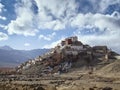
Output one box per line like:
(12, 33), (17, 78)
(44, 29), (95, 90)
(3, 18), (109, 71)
(16, 36), (119, 75)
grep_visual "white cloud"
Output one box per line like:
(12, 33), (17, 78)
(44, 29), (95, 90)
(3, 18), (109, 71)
(71, 12), (120, 33)
(7, 0), (77, 36)
(99, 0), (120, 12)
(0, 3), (4, 13)
(43, 40), (60, 49)
(0, 15), (6, 20)
(72, 11), (120, 53)
(0, 32), (8, 41)
(35, 0), (77, 19)
(75, 33), (120, 53)
(7, 0), (38, 36)
(24, 43), (30, 47)
(6, 0), (120, 36)
(5, 0), (120, 53)
(74, 26), (120, 53)
(39, 32), (56, 41)
(0, 3), (7, 21)
(0, 24), (7, 29)
(35, 0), (77, 30)
(87, 0), (120, 13)
(39, 35), (51, 41)
(43, 37), (65, 48)
(40, 20), (66, 30)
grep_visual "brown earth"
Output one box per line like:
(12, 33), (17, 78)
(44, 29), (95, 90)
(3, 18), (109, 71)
(97, 59), (120, 77)
(1, 59), (120, 90)
(0, 70), (120, 90)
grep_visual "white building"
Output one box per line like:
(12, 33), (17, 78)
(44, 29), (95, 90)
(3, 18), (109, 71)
(70, 45), (83, 50)
(65, 50), (78, 55)
(70, 36), (78, 42)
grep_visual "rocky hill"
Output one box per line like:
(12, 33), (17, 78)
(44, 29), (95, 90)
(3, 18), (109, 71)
(97, 59), (120, 76)
(16, 36), (120, 75)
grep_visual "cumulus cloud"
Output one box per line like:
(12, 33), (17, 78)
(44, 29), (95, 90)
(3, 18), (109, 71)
(71, 11), (120, 53)
(24, 43), (30, 46)
(6, 0), (120, 35)
(0, 2), (4, 13)
(39, 32), (56, 41)
(0, 32), (8, 41)
(7, 0), (120, 35)
(7, 0), (78, 36)
(0, 15), (6, 20)
(7, 0), (38, 36)
(43, 36), (65, 48)
(43, 40), (60, 48)
(35, 0), (77, 19)
(99, 0), (120, 12)
(0, 2), (6, 21)
(35, 0), (78, 30)
(71, 11), (120, 32)
(5, 0), (120, 52)
(0, 24), (7, 29)
(74, 31), (120, 53)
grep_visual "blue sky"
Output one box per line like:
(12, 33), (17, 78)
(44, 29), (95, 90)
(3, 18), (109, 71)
(0, 0), (120, 53)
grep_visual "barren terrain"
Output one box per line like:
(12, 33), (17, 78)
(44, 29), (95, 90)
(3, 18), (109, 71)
(0, 67), (120, 90)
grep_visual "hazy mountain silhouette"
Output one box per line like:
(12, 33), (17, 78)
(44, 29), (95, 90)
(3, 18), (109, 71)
(0, 46), (49, 67)
(0, 45), (13, 50)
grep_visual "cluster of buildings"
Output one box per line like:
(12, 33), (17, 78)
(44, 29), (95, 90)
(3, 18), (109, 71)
(57, 36), (109, 59)
(53, 36), (85, 55)
(17, 36), (111, 75)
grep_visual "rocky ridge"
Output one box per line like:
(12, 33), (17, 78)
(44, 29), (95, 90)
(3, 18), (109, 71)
(16, 36), (119, 75)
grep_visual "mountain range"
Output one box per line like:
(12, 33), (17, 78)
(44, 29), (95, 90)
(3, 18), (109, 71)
(0, 46), (49, 67)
